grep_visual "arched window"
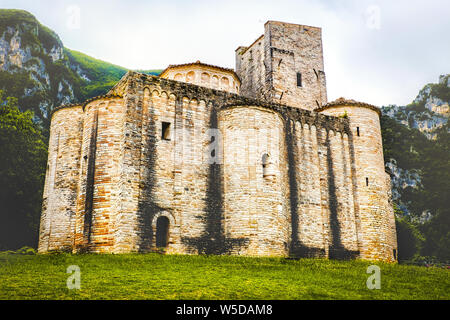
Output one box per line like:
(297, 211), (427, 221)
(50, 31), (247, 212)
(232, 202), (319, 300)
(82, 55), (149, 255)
(186, 71), (195, 83)
(262, 153), (271, 177)
(174, 73), (183, 82)
(156, 216), (170, 248)
(221, 77), (230, 89)
(201, 72), (210, 85)
(212, 75), (219, 87)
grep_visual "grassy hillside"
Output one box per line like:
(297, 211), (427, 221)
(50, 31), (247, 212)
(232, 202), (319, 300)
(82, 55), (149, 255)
(0, 9), (162, 122)
(135, 69), (163, 76)
(0, 253), (448, 300)
(64, 48), (163, 100)
(64, 48), (128, 100)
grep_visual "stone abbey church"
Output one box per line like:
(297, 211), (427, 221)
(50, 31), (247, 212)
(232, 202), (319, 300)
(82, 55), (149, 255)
(38, 21), (398, 262)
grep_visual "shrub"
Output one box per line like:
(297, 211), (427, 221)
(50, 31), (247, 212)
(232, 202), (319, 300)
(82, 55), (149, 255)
(395, 216), (425, 261)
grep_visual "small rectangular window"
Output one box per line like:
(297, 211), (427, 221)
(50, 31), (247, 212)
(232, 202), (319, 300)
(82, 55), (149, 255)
(162, 122), (171, 140)
(297, 72), (302, 87)
(366, 177), (369, 187)
(357, 127), (360, 136)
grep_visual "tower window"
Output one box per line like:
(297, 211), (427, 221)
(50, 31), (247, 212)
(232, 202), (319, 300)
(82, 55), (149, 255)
(262, 153), (269, 168)
(262, 153), (272, 178)
(296, 72), (302, 87)
(357, 127), (360, 137)
(366, 177), (369, 187)
(161, 122), (171, 140)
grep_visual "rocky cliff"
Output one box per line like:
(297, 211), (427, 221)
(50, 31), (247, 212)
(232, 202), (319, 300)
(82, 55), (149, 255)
(383, 75), (449, 139)
(381, 75), (449, 220)
(0, 9), (161, 128)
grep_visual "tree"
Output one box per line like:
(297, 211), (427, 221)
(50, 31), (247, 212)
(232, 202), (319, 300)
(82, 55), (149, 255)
(0, 90), (48, 250)
(395, 216), (424, 261)
(420, 208), (450, 262)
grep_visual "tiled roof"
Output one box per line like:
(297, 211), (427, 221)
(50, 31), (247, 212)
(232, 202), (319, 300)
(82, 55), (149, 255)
(317, 97), (381, 115)
(160, 61), (240, 82)
(50, 93), (123, 117)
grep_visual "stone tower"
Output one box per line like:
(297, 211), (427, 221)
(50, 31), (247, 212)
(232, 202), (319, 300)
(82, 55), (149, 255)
(317, 99), (398, 261)
(236, 20), (327, 110)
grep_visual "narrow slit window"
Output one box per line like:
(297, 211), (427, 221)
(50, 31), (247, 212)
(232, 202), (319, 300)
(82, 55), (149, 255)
(162, 122), (171, 140)
(296, 72), (302, 87)
(366, 177), (369, 186)
(357, 127), (360, 136)
(262, 153), (271, 177)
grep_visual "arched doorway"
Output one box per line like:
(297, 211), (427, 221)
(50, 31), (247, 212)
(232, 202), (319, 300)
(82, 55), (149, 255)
(155, 216), (170, 248)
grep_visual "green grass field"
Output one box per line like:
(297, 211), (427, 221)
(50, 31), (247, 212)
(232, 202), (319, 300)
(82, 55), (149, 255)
(0, 253), (448, 300)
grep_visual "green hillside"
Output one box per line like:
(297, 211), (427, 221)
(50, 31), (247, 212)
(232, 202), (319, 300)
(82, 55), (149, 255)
(65, 49), (163, 100)
(64, 48), (128, 100)
(0, 252), (448, 300)
(135, 69), (163, 76)
(0, 9), (161, 124)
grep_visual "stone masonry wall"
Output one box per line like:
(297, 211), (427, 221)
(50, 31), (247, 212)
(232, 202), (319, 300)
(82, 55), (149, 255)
(39, 72), (396, 262)
(236, 35), (266, 101)
(318, 104), (397, 262)
(219, 106), (290, 256)
(38, 105), (83, 253)
(73, 97), (125, 253)
(236, 21), (327, 111)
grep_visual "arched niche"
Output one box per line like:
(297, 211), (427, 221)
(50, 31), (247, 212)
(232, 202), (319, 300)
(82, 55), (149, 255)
(212, 75), (219, 87)
(174, 73), (183, 82)
(186, 71), (195, 83)
(221, 77), (230, 88)
(262, 152), (275, 178)
(201, 72), (210, 85)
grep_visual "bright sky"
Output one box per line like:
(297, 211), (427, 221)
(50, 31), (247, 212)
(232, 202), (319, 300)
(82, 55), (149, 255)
(1, 0), (449, 106)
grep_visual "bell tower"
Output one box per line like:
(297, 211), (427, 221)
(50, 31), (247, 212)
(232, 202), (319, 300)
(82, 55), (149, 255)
(236, 20), (327, 110)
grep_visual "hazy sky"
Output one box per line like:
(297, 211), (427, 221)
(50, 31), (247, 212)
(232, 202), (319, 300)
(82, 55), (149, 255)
(1, 0), (449, 106)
